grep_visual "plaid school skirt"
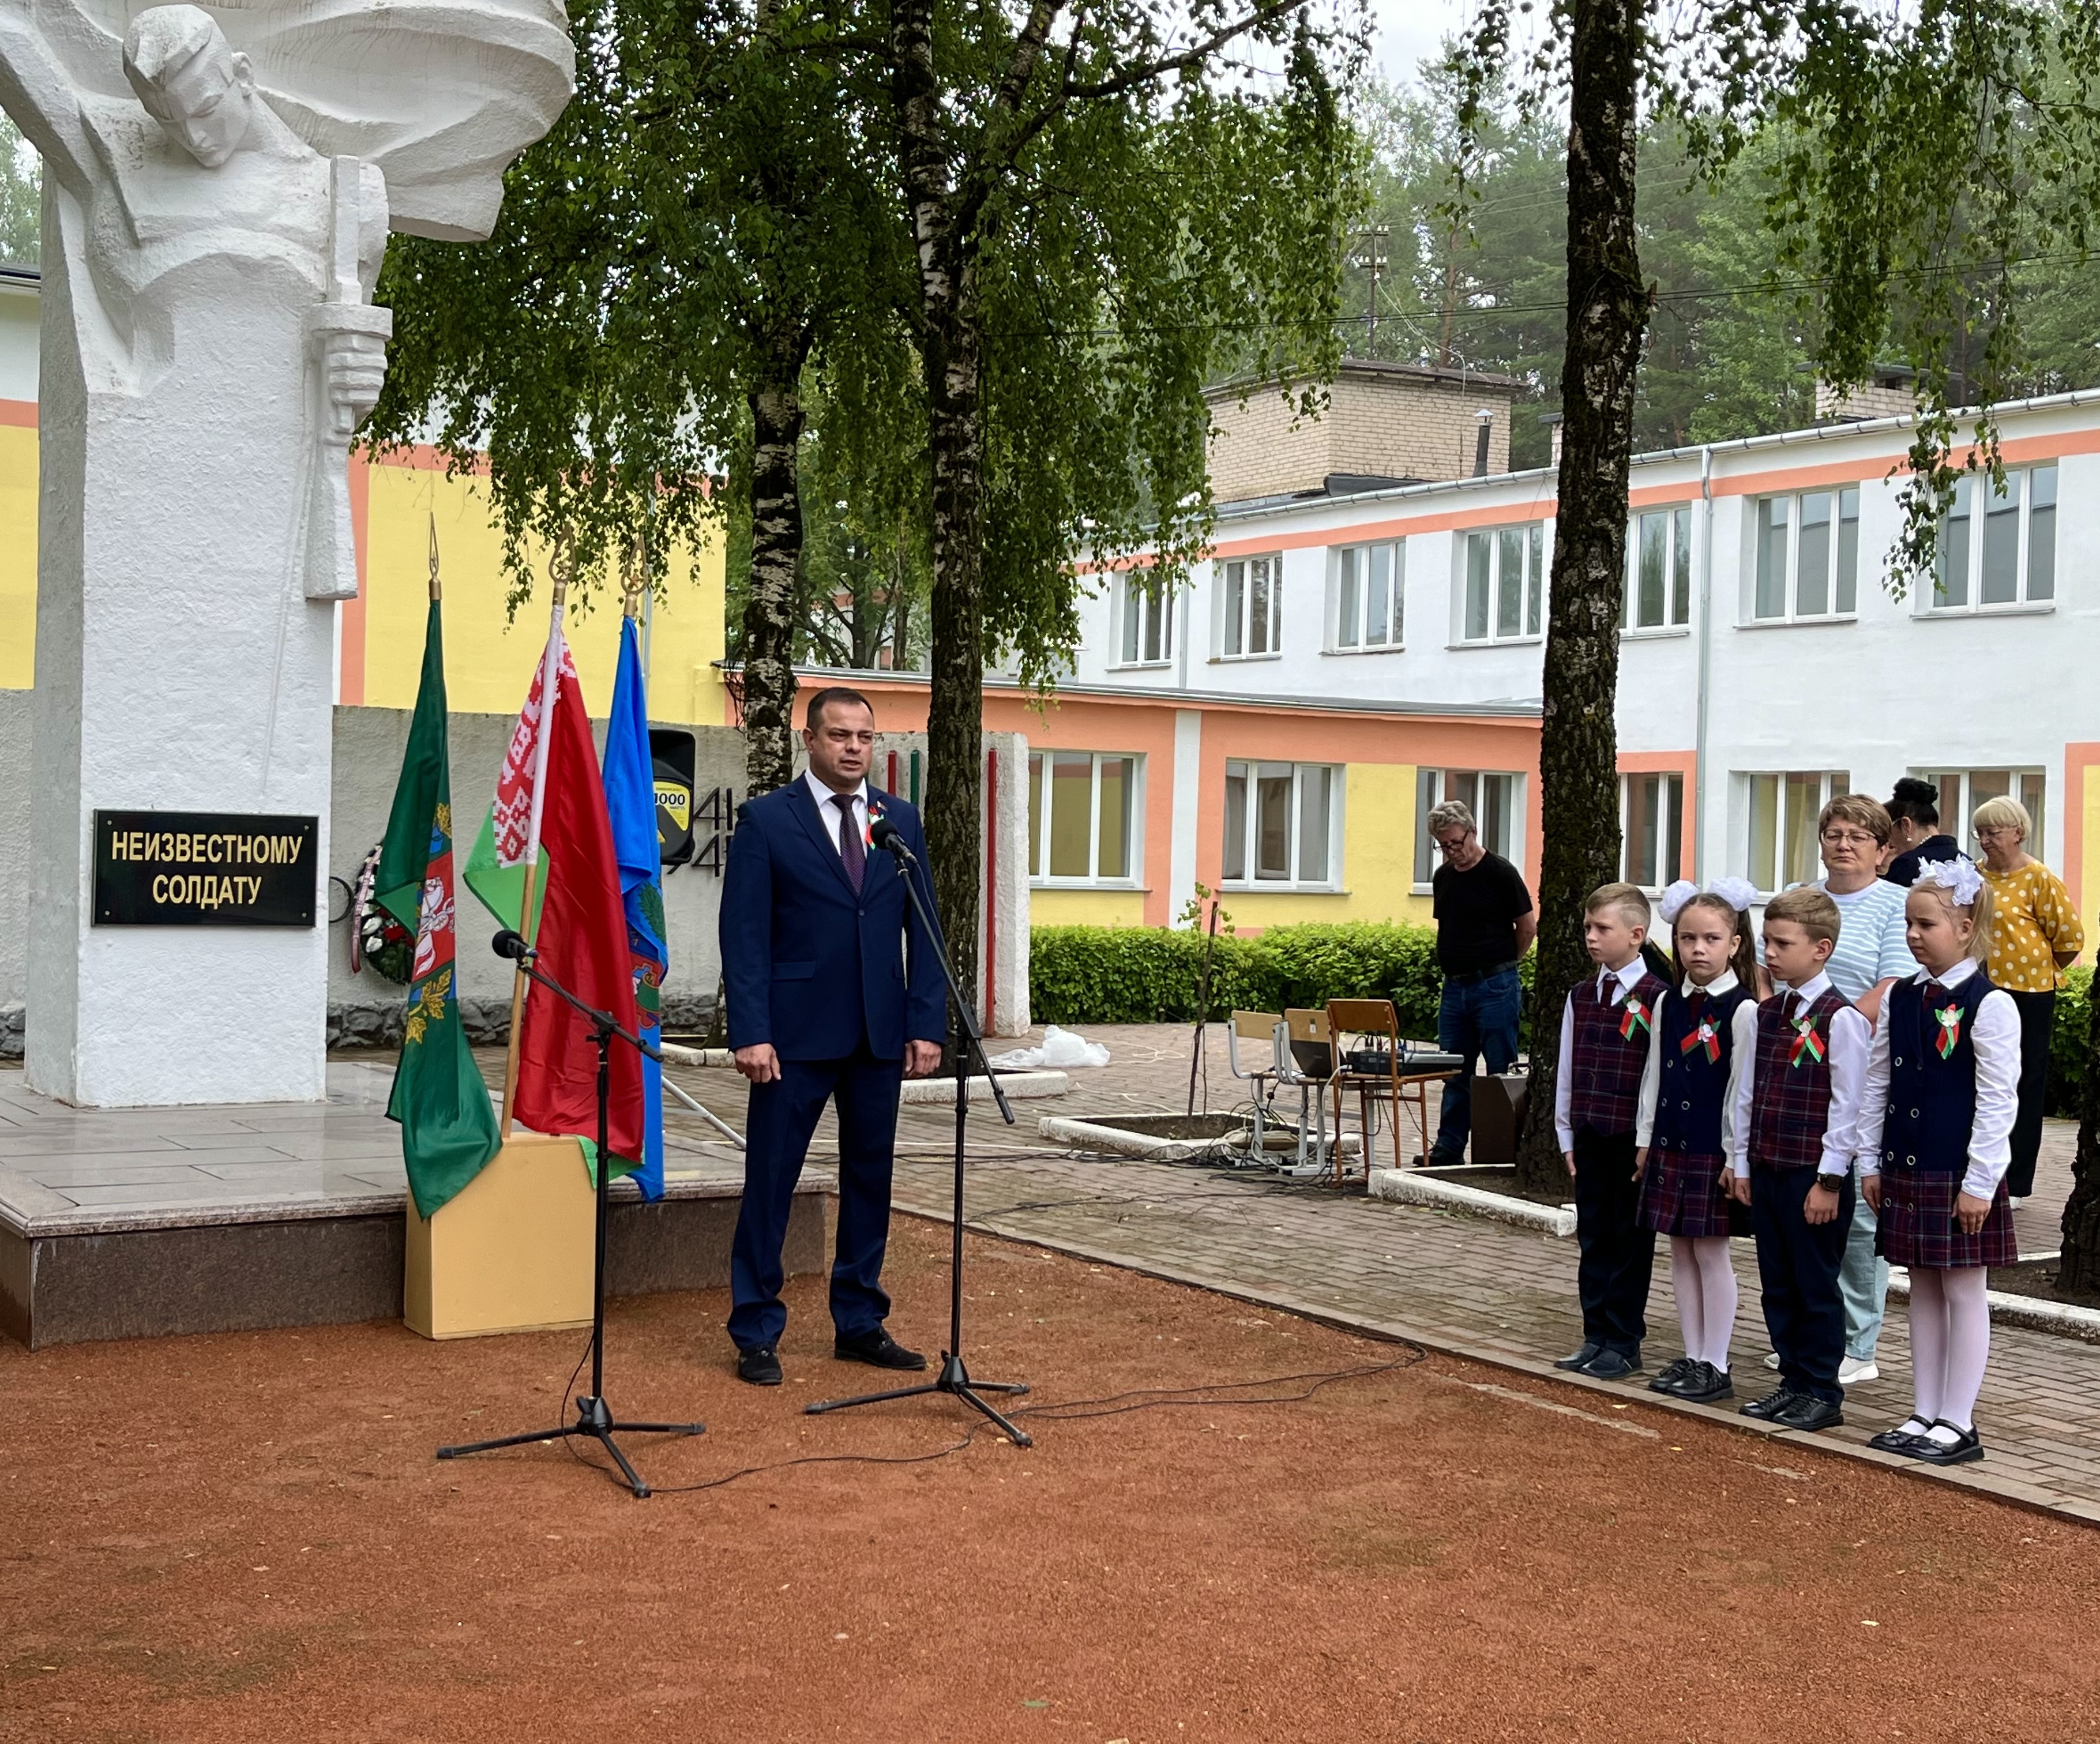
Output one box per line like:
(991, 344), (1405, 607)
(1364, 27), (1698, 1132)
(1636, 1145), (1744, 1240)
(1877, 1168), (2018, 1271)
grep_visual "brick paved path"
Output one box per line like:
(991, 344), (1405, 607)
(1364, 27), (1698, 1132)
(664, 1023), (2100, 1523)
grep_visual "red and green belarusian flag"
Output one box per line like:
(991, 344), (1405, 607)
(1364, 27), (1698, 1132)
(375, 593), (502, 1217)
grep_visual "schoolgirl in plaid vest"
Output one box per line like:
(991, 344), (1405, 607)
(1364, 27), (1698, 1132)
(1857, 859), (2019, 1467)
(1551, 883), (1672, 1380)
(1727, 886), (1870, 1431)
(1633, 878), (1763, 1404)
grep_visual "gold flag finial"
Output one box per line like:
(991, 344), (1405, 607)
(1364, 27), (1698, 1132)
(622, 531), (645, 620)
(427, 513), (441, 602)
(550, 527), (573, 613)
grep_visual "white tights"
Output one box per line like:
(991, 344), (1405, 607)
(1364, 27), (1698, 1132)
(1906, 1266), (1991, 1431)
(1669, 1236), (1739, 1370)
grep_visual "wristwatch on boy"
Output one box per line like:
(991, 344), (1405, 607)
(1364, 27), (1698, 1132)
(1810, 1172), (1843, 1197)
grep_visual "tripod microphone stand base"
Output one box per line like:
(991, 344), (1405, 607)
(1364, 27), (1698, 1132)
(806, 1352), (1033, 1447)
(438, 1395), (706, 1499)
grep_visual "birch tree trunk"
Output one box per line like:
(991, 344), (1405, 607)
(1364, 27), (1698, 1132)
(742, 349), (807, 796)
(1514, 0), (1647, 1196)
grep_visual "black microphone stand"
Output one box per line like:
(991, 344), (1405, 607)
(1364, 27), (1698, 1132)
(804, 830), (1031, 1445)
(437, 935), (706, 1497)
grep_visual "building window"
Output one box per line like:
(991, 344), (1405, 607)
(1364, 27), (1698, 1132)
(1620, 772), (1685, 890)
(1623, 506), (1692, 630)
(1331, 541), (1404, 651)
(1927, 464), (2057, 611)
(1460, 524), (1545, 643)
(1912, 768), (2048, 859)
(1222, 761), (1339, 888)
(1745, 769), (1852, 893)
(1413, 768), (1520, 885)
(1751, 487), (1860, 621)
(1218, 555), (1283, 658)
(1114, 574), (1173, 667)
(1027, 751), (1140, 884)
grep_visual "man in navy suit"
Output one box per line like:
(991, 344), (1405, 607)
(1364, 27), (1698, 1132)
(719, 686), (948, 1385)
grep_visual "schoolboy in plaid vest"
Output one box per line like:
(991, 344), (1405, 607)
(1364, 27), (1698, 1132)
(1552, 882), (1672, 1380)
(1727, 886), (1870, 1431)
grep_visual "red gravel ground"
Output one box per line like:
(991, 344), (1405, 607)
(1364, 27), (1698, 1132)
(6, 1217), (2100, 1742)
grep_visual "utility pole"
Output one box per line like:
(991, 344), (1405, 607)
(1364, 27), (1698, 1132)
(1347, 224), (1389, 356)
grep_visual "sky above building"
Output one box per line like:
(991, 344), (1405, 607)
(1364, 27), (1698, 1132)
(1373, 0), (1468, 84)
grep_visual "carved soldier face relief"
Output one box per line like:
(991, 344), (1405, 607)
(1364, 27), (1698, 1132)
(122, 5), (256, 168)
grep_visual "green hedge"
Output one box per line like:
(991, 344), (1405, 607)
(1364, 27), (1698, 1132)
(1035, 927), (2089, 1106)
(1030, 922), (1534, 1042)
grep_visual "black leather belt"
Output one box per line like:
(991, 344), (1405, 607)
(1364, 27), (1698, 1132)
(1442, 959), (1519, 986)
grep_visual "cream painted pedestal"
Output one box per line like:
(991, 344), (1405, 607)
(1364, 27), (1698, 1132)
(404, 1134), (594, 1339)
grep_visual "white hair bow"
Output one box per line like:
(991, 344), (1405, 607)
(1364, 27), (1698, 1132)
(1915, 855), (1985, 907)
(1658, 877), (1757, 924)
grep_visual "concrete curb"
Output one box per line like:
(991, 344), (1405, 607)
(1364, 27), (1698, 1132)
(1368, 1167), (1577, 1238)
(902, 1070), (1068, 1105)
(1038, 1113), (1360, 1164)
(1883, 1256), (2100, 1345)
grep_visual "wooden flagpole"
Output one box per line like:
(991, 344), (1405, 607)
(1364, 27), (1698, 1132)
(498, 536), (570, 1137)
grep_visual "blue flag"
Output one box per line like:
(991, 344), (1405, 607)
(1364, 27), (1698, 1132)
(603, 615), (667, 1200)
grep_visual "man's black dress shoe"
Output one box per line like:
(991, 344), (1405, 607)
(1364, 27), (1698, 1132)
(1741, 1387), (1800, 1420)
(737, 1344), (783, 1386)
(1555, 1340), (1603, 1372)
(835, 1327), (928, 1371)
(1772, 1393), (1844, 1432)
(1582, 1348), (1640, 1381)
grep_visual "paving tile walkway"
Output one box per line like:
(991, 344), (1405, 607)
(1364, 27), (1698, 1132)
(666, 1021), (2100, 1524)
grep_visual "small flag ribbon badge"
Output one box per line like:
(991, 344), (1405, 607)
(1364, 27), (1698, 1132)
(1681, 1018), (1720, 1063)
(1788, 1016), (1826, 1068)
(1934, 1003), (1964, 1059)
(1618, 997), (1652, 1040)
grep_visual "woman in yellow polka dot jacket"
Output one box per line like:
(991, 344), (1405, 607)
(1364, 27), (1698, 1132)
(1973, 795), (2086, 1200)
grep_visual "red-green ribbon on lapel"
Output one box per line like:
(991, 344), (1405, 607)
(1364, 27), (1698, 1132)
(1619, 996), (1652, 1041)
(1681, 1018), (1720, 1063)
(1934, 1002), (1963, 1060)
(1788, 1017), (1825, 1068)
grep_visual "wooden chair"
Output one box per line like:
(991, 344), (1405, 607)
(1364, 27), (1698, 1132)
(1224, 1010), (1284, 1158)
(1325, 998), (1453, 1183)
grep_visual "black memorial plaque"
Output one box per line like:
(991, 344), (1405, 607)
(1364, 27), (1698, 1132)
(92, 810), (319, 927)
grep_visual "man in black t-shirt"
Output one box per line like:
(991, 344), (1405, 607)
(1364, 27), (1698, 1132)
(1426, 799), (1535, 1163)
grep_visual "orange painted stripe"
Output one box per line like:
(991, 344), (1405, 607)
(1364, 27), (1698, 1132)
(0, 397), (34, 427)
(2063, 742), (2100, 925)
(339, 450), (372, 705)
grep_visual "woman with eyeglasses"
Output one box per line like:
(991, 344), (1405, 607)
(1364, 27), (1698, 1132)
(1972, 796), (2085, 1204)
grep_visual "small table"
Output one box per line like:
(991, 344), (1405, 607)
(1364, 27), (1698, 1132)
(1328, 1053), (1466, 1186)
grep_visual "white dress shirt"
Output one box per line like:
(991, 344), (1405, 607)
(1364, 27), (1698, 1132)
(1633, 971), (1760, 1169)
(802, 770), (870, 859)
(1725, 969), (1872, 1180)
(1553, 958), (1656, 1152)
(1854, 958), (2021, 1199)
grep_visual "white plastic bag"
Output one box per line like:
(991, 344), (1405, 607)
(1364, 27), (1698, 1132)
(990, 1024), (1111, 1070)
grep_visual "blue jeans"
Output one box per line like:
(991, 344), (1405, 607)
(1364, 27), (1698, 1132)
(1839, 1159), (1889, 1360)
(1432, 965), (1523, 1160)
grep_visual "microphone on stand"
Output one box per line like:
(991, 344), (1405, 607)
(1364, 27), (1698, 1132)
(869, 815), (915, 860)
(491, 928), (534, 962)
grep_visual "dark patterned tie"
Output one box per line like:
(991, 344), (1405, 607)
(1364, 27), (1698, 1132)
(833, 792), (865, 893)
(1923, 980), (1949, 1005)
(1782, 991), (1798, 1025)
(1685, 989), (1706, 1022)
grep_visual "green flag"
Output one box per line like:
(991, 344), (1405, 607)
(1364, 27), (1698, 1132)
(378, 596), (502, 1217)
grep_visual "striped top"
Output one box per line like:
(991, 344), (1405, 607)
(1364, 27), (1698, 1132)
(1980, 860), (2085, 992)
(1815, 877), (1917, 1002)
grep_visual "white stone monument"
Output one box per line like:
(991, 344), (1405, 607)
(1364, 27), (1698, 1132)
(1, 0), (573, 1104)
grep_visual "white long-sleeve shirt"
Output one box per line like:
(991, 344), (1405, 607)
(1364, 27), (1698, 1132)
(1553, 957), (1654, 1152)
(1725, 970), (1872, 1180)
(1854, 959), (2021, 1200)
(1633, 971), (1760, 1171)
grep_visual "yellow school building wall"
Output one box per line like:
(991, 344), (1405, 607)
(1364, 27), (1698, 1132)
(1031, 888), (1149, 927)
(361, 460), (727, 725)
(1221, 761), (1436, 932)
(0, 419), (36, 690)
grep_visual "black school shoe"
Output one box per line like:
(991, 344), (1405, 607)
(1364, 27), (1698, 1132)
(1772, 1393), (1844, 1433)
(1741, 1387), (1800, 1421)
(1907, 1422), (1986, 1466)
(736, 1344), (783, 1386)
(1648, 1356), (1696, 1394)
(1672, 1362), (1735, 1404)
(835, 1327), (929, 1371)
(1868, 1422), (1932, 1454)
(1581, 1348), (1641, 1381)
(1555, 1340), (1603, 1372)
